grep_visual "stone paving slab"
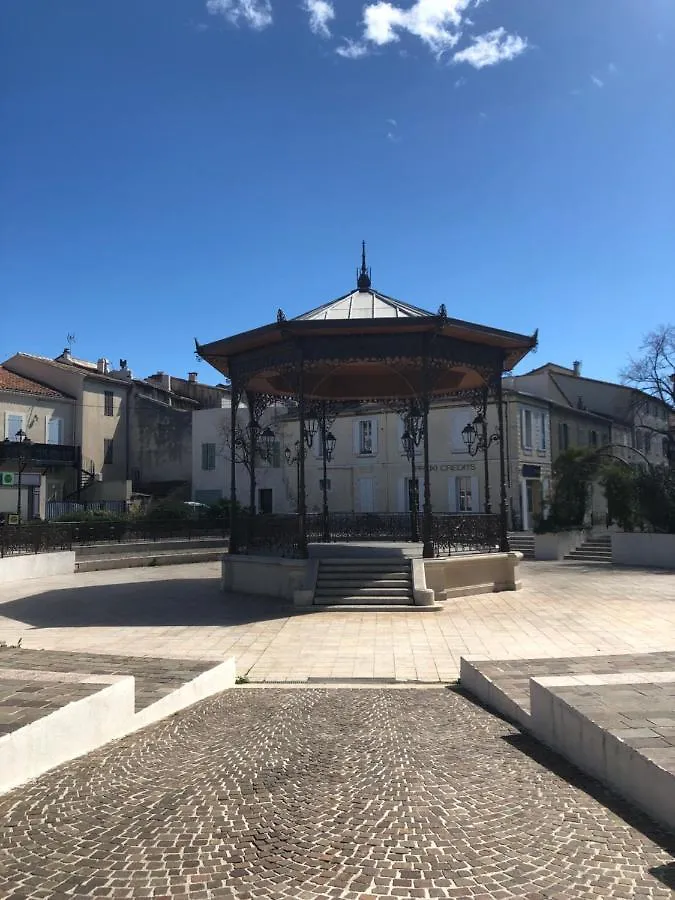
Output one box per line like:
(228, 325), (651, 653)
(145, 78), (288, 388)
(0, 648), (215, 711)
(0, 687), (674, 899)
(461, 650), (675, 719)
(1, 561), (674, 683)
(0, 676), (102, 736)
(550, 679), (675, 756)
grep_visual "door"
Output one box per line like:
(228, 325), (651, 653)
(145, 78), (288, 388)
(258, 488), (273, 514)
(357, 477), (374, 512)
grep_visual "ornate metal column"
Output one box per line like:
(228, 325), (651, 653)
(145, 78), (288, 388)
(421, 352), (434, 558)
(297, 357), (308, 557)
(495, 367), (510, 552)
(319, 401), (337, 543)
(246, 390), (258, 517)
(229, 378), (241, 554)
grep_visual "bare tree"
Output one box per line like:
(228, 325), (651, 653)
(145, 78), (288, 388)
(621, 324), (675, 461)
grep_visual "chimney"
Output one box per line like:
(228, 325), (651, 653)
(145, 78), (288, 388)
(62, 348), (71, 360)
(97, 358), (110, 375)
(572, 360), (582, 376)
(161, 372), (171, 391)
(188, 372), (197, 383)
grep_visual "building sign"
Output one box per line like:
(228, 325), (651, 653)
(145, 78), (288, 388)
(428, 463), (477, 472)
(522, 464), (541, 479)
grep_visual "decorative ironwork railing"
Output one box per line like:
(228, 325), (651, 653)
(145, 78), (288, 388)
(0, 442), (78, 466)
(307, 512), (420, 544)
(46, 500), (128, 520)
(236, 513), (301, 558)
(0, 519), (231, 557)
(231, 512), (501, 557)
(430, 513), (501, 555)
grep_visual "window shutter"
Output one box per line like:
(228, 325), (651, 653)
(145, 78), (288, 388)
(353, 421), (360, 455)
(470, 476), (479, 513)
(448, 477), (457, 513)
(6, 414), (23, 441)
(370, 418), (378, 455)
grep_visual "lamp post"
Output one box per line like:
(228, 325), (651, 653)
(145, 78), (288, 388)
(14, 429), (32, 521)
(283, 414), (317, 515)
(320, 419), (337, 543)
(400, 402), (424, 542)
(461, 413), (499, 514)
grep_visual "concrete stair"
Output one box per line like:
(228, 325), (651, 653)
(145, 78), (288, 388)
(507, 532), (535, 559)
(76, 538), (226, 572)
(313, 559), (414, 606)
(564, 533), (613, 564)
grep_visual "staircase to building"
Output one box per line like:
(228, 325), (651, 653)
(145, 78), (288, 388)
(507, 532), (535, 559)
(564, 533), (613, 564)
(313, 558), (415, 606)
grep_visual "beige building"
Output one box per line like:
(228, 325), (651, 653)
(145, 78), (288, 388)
(2, 351), (230, 507)
(0, 366), (78, 518)
(191, 390), (553, 530)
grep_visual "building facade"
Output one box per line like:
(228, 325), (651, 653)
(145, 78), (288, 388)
(0, 366), (78, 518)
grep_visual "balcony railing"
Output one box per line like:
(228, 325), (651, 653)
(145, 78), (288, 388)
(0, 441), (78, 466)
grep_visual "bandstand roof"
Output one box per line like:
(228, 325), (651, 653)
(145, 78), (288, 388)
(197, 246), (538, 402)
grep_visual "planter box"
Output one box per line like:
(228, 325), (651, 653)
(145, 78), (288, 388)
(611, 533), (675, 569)
(422, 552), (522, 601)
(534, 530), (584, 561)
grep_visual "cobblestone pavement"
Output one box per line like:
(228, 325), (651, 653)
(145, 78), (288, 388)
(1, 561), (674, 682)
(1, 688), (673, 899)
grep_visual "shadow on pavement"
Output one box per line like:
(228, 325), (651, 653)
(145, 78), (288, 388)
(501, 732), (675, 857)
(0, 578), (293, 628)
(649, 861), (675, 890)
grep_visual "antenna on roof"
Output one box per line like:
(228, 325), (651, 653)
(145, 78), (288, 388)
(66, 333), (76, 350)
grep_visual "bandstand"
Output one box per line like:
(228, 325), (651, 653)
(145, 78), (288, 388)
(196, 246), (538, 581)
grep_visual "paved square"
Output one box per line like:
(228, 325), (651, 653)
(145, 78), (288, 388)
(1, 561), (674, 682)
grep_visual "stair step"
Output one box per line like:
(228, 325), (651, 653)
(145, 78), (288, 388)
(314, 596), (411, 605)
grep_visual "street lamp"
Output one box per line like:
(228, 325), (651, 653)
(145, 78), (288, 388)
(400, 402), (424, 542)
(14, 428), (32, 521)
(259, 426), (276, 462)
(320, 423), (337, 543)
(461, 413), (500, 514)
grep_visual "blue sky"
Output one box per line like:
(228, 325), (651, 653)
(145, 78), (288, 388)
(1, 0), (673, 384)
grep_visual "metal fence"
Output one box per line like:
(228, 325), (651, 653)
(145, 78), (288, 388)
(0, 518), (231, 558)
(45, 500), (129, 520)
(234, 512), (501, 558)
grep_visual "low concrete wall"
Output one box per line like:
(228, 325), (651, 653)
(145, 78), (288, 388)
(530, 675), (675, 834)
(0, 676), (135, 795)
(411, 559), (435, 606)
(221, 554), (311, 604)
(0, 658), (236, 796)
(534, 530), (584, 561)
(423, 552), (522, 601)
(0, 551), (75, 583)
(611, 533), (675, 569)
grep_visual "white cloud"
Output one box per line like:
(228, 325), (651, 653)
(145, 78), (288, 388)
(591, 74), (604, 87)
(362, 0), (472, 57)
(608, 62), (618, 75)
(303, 0), (335, 38)
(452, 27), (527, 68)
(336, 39), (370, 58)
(206, 0), (272, 30)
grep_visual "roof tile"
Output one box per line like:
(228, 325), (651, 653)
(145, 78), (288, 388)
(0, 366), (65, 398)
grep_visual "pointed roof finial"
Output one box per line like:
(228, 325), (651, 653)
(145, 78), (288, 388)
(356, 240), (372, 291)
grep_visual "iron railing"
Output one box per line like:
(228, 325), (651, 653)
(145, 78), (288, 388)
(0, 442), (78, 466)
(0, 518), (231, 557)
(233, 512), (501, 558)
(46, 500), (128, 520)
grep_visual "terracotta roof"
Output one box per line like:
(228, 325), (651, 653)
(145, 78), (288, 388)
(0, 366), (66, 398)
